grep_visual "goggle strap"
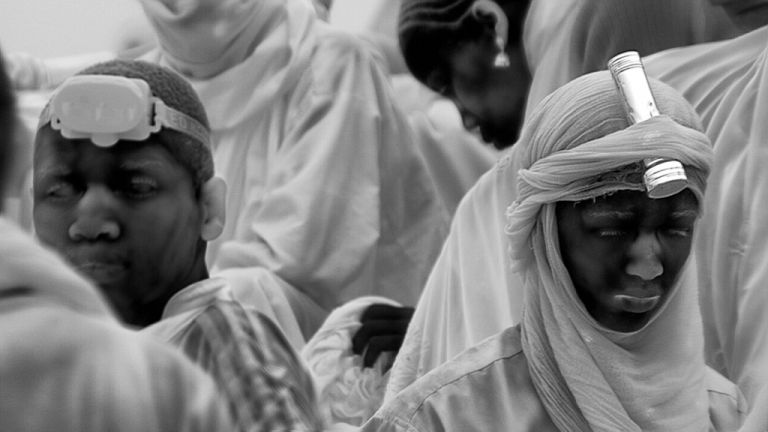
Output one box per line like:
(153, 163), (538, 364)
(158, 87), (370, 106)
(153, 99), (211, 148)
(38, 99), (211, 149)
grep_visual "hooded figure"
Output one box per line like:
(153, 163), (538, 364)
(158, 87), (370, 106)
(363, 71), (745, 431)
(137, 0), (450, 341)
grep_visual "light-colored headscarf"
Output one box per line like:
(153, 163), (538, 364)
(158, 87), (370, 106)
(506, 71), (712, 431)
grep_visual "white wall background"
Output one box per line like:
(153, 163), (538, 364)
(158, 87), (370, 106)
(0, 0), (150, 58)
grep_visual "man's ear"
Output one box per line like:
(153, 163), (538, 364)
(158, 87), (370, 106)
(471, 0), (511, 67)
(199, 176), (226, 242)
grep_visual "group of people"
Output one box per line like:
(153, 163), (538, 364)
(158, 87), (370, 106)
(1, 0), (767, 430)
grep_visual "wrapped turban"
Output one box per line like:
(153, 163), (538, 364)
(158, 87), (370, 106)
(505, 70), (713, 432)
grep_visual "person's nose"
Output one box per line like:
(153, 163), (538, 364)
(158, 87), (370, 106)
(68, 186), (121, 242)
(625, 231), (663, 280)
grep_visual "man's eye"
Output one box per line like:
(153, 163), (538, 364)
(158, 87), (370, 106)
(125, 177), (158, 198)
(665, 226), (693, 238)
(595, 228), (628, 238)
(45, 182), (78, 199)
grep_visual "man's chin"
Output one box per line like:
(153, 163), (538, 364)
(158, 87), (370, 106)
(76, 262), (129, 288)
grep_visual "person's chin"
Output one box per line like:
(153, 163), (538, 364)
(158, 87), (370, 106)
(75, 261), (129, 288)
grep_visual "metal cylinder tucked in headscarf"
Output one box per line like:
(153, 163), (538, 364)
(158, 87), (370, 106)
(504, 70), (713, 432)
(608, 51), (688, 199)
(506, 70), (711, 270)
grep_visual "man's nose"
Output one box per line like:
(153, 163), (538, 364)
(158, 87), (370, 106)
(68, 186), (121, 241)
(625, 231), (663, 280)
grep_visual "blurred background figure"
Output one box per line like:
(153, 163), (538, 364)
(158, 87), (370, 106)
(644, 0), (768, 413)
(136, 0), (450, 344)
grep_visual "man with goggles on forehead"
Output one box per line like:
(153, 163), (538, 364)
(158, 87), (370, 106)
(32, 59), (324, 431)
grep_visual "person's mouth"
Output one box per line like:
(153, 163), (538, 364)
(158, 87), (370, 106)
(611, 283), (663, 314)
(68, 251), (129, 285)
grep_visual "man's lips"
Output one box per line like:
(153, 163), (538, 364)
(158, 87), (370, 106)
(610, 283), (663, 314)
(75, 261), (128, 284)
(612, 294), (661, 313)
(67, 251), (129, 284)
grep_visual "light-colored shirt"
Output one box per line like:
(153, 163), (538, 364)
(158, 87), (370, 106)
(145, 278), (325, 431)
(365, 326), (746, 432)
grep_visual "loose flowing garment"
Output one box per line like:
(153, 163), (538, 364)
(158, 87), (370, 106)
(139, 0), (449, 341)
(368, 72), (745, 432)
(644, 25), (768, 406)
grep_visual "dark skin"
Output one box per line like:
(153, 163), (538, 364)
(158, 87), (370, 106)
(352, 304), (415, 370)
(0, 50), (15, 199)
(33, 128), (209, 327)
(556, 189), (699, 332)
(444, 36), (530, 149)
(431, 0), (532, 149)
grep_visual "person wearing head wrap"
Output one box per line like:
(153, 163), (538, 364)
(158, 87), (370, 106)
(640, 1), (768, 415)
(362, 70), (745, 432)
(0, 51), (234, 432)
(397, 0), (737, 150)
(136, 0), (449, 344)
(384, 0), (740, 399)
(32, 59), (325, 431)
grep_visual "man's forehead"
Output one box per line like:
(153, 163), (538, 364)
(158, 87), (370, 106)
(35, 131), (175, 171)
(580, 189), (698, 218)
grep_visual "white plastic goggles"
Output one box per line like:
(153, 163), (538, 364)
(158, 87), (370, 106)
(38, 75), (210, 148)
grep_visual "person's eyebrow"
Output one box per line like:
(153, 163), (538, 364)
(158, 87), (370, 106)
(583, 208), (634, 220)
(118, 159), (166, 171)
(669, 208), (699, 219)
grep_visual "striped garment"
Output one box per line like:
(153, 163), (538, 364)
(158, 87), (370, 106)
(146, 278), (325, 431)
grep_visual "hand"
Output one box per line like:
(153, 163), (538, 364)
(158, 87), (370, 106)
(351, 304), (415, 371)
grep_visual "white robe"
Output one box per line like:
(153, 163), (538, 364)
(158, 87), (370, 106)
(645, 25), (768, 407)
(140, 0), (450, 341)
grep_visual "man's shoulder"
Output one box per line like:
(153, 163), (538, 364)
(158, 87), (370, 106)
(374, 326), (526, 427)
